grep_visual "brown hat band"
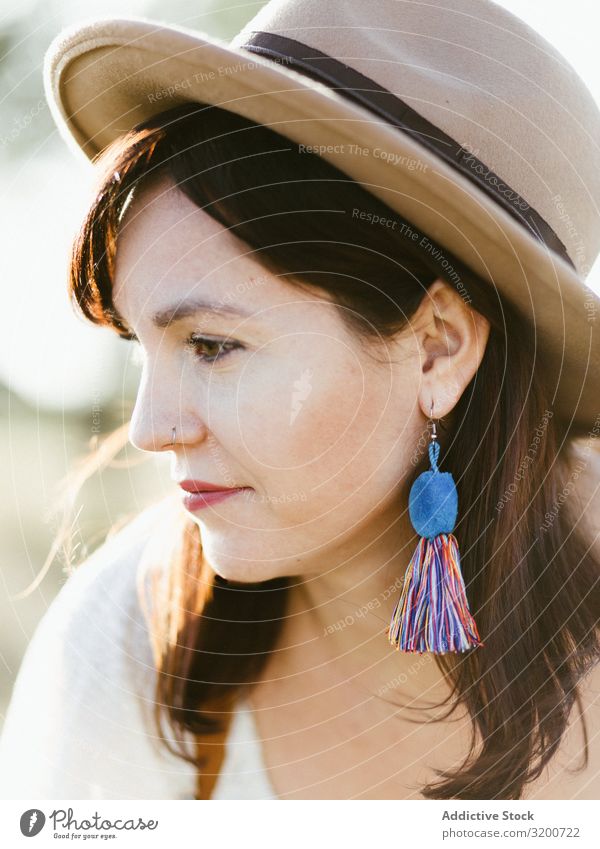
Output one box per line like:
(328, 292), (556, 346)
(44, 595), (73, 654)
(241, 30), (574, 270)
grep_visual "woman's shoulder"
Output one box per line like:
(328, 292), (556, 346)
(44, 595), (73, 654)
(0, 495), (199, 799)
(21, 496), (178, 679)
(523, 661), (600, 800)
(63, 495), (179, 613)
(64, 494), (182, 598)
(56, 495), (177, 646)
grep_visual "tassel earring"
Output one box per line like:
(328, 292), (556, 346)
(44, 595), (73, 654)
(388, 401), (484, 654)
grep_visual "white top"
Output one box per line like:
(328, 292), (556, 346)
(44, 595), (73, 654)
(0, 499), (278, 800)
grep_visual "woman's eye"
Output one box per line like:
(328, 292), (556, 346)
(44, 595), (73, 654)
(185, 333), (242, 364)
(125, 333), (242, 365)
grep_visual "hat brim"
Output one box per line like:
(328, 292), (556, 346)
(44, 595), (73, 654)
(43, 16), (600, 438)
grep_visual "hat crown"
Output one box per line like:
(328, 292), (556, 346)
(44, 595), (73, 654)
(232, 0), (600, 278)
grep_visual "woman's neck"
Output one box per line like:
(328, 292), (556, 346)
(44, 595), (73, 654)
(255, 512), (457, 712)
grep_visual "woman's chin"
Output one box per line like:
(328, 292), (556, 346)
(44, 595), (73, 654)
(205, 556), (289, 585)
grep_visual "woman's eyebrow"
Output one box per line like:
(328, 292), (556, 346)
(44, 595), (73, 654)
(113, 296), (255, 334)
(151, 297), (254, 327)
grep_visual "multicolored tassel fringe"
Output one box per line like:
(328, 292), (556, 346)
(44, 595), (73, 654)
(387, 436), (483, 654)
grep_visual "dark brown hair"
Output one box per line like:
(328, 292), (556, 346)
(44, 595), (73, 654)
(60, 101), (600, 799)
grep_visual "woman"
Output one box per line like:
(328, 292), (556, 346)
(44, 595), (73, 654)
(1, 0), (600, 800)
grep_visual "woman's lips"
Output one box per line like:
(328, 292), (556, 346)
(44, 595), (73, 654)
(181, 488), (251, 510)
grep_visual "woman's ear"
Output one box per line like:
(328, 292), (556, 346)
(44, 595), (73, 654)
(413, 279), (491, 420)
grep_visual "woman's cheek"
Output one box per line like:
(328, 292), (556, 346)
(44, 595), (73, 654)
(232, 329), (377, 475)
(238, 371), (355, 472)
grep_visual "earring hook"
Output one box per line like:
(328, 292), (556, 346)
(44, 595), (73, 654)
(429, 400), (437, 440)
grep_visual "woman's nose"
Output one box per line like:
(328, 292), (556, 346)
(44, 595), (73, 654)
(127, 364), (208, 452)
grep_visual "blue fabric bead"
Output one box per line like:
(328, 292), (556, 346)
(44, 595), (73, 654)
(409, 467), (458, 539)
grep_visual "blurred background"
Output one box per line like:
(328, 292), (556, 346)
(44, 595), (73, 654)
(1, 0), (600, 728)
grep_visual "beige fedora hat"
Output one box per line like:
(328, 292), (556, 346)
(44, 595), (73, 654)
(43, 0), (600, 437)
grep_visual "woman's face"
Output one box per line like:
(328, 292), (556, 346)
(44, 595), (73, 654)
(112, 173), (447, 583)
